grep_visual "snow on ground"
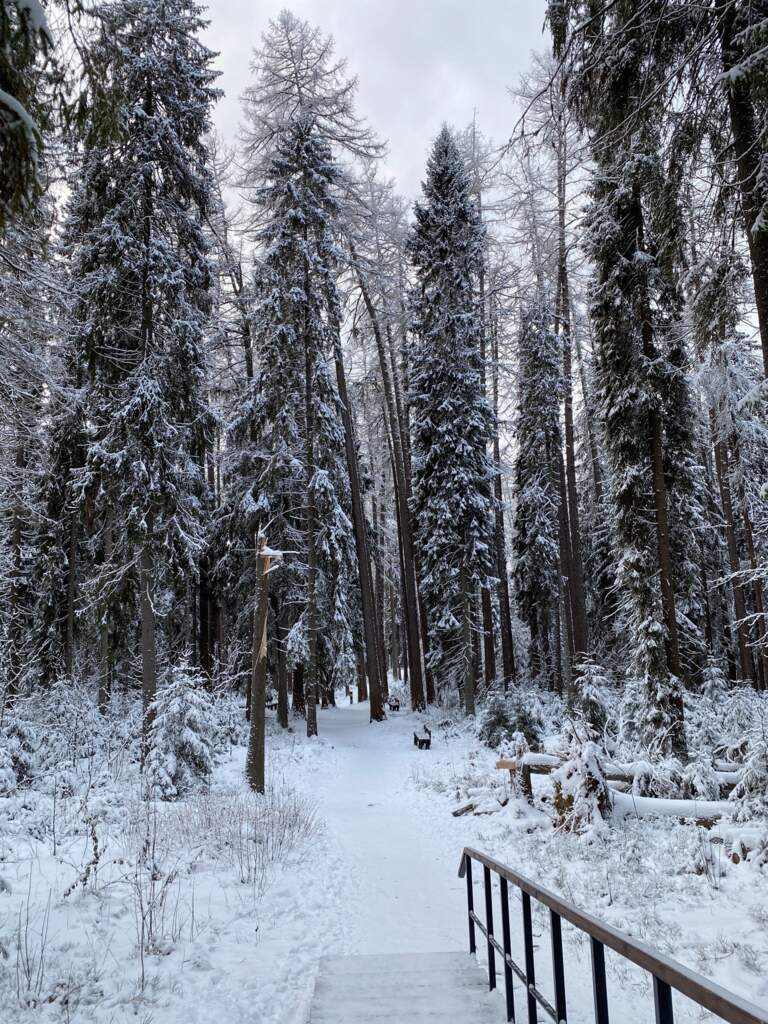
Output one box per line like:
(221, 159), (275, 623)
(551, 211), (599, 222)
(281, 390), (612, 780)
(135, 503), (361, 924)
(2, 695), (767, 1023)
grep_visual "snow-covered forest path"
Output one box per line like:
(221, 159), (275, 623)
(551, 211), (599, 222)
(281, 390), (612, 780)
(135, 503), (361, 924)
(306, 703), (467, 956)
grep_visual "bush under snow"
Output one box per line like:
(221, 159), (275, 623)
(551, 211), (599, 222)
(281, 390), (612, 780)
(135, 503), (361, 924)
(145, 662), (216, 800)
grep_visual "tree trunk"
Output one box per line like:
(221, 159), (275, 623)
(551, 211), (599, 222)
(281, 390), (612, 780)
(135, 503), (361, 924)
(491, 315), (516, 686)
(717, 1), (768, 377)
(98, 508), (113, 715)
(64, 512), (78, 678)
(635, 193), (684, 685)
(557, 450), (576, 678)
(199, 524), (211, 680)
(461, 563), (475, 715)
(730, 437), (768, 688)
(246, 535), (271, 793)
(269, 597), (289, 728)
(330, 332), (385, 721)
(557, 168), (589, 661)
(292, 663), (305, 716)
(372, 479), (388, 697)
(712, 422), (756, 682)
(389, 581), (400, 681)
(6, 439), (26, 710)
(140, 534), (157, 761)
(356, 646), (368, 702)
(304, 334), (319, 738)
(353, 253), (425, 709)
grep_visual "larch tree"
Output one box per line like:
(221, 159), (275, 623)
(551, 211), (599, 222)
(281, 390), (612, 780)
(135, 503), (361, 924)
(512, 302), (563, 691)
(408, 125), (495, 714)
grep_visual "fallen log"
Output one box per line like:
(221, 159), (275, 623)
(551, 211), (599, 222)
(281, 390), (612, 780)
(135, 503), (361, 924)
(452, 802), (476, 817)
(611, 790), (730, 825)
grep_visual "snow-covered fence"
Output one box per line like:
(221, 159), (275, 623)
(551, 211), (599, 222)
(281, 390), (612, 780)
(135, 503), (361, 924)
(459, 846), (768, 1024)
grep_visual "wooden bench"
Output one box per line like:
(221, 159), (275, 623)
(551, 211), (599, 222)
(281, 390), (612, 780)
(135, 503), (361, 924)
(414, 726), (432, 750)
(387, 697), (401, 712)
(266, 699), (278, 711)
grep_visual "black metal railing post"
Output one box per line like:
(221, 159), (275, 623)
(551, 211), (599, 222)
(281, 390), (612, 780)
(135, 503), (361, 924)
(654, 977), (674, 1024)
(591, 937), (610, 1024)
(550, 910), (567, 1024)
(465, 854), (476, 955)
(500, 877), (515, 1022)
(484, 864), (497, 990)
(522, 891), (537, 1024)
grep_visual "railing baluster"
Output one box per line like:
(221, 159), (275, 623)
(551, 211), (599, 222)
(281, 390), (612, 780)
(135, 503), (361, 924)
(459, 847), (768, 1024)
(591, 937), (610, 1024)
(653, 977), (674, 1024)
(550, 910), (567, 1023)
(483, 864), (496, 990)
(500, 877), (515, 1022)
(465, 854), (476, 955)
(522, 891), (537, 1024)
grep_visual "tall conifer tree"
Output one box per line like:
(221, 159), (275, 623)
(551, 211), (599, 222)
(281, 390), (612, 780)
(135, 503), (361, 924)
(409, 126), (495, 713)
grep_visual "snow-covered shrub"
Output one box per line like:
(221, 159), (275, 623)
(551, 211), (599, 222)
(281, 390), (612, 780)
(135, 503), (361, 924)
(682, 827), (726, 884)
(479, 687), (543, 752)
(730, 718), (768, 821)
(145, 663), (216, 800)
(618, 675), (643, 749)
(509, 730), (529, 759)
(552, 741), (611, 833)
(211, 687), (248, 750)
(718, 687), (762, 763)
(479, 692), (513, 750)
(631, 758), (684, 799)
(680, 759), (720, 802)
(700, 659), (728, 702)
(0, 716), (37, 793)
(34, 676), (104, 765)
(574, 658), (610, 733)
(0, 745), (16, 796)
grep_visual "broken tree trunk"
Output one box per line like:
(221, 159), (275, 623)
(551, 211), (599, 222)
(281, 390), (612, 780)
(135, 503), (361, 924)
(246, 534), (271, 794)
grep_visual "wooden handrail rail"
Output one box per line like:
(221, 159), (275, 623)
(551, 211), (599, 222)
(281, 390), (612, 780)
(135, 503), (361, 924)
(459, 846), (768, 1024)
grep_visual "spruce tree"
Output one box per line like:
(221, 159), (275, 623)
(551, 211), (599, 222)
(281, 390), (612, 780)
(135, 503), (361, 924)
(408, 125), (495, 713)
(549, 0), (704, 753)
(0, 0), (52, 229)
(55, 0), (218, 736)
(226, 115), (357, 738)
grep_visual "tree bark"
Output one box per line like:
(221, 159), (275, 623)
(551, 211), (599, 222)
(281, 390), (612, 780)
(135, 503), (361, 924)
(491, 315), (516, 686)
(304, 317), (319, 739)
(717, 1), (768, 377)
(6, 439), (26, 710)
(140, 533), (157, 761)
(461, 563), (475, 715)
(635, 194), (684, 685)
(352, 251), (425, 709)
(64, 512), (78, 678)
(246, 535), (270, 793)
(292, 663), (305, 716)
(712, 430), (754, 682)
(557, 174), (589, 661)
(330, 332), (385, 721)
(98, 508), (113, 715)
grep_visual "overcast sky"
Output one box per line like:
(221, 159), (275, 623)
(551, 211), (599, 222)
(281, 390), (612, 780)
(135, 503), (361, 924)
(202, 0), (549, 200)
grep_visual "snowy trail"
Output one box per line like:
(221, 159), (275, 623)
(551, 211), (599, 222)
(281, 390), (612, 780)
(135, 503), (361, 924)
(304, 703), (467, 956)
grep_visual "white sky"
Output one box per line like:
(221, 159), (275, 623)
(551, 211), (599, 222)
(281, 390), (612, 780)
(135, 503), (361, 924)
(202, 0), (549, 200)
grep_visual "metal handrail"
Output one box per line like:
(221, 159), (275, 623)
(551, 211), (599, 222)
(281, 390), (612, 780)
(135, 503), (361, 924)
(458, 846), (768, 1024)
